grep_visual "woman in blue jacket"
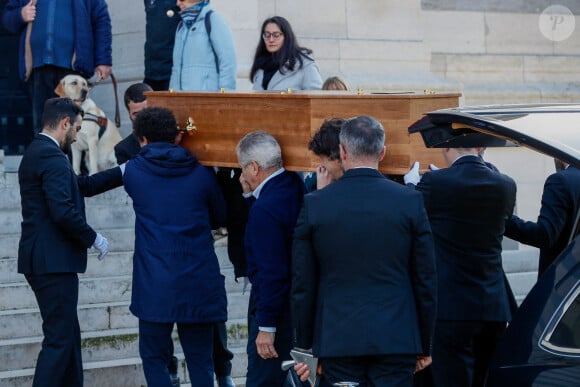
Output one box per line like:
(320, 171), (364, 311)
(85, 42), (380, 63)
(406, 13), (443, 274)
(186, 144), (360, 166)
(169, 0), (237, 91)
(250, 16), (322, 91)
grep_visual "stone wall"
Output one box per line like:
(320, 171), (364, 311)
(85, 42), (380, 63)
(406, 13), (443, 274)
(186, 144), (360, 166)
(91, 0), (576, 257)
(93, 0), (579, 136)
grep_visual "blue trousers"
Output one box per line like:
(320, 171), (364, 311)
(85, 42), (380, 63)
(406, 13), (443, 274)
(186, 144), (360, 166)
(246, 289), (293, 387)
(26, 273), (83, 387)
(139, 320), (214, 387)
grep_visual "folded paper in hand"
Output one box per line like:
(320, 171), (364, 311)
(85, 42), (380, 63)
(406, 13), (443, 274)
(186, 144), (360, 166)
(281, 348), (318, 385)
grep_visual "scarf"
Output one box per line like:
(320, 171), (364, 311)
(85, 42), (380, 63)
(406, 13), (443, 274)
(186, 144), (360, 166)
(180, 0), (209, 29)
(256, 55), (281, 90)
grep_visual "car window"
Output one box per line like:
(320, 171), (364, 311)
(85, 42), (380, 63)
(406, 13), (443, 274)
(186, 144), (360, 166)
(541, 281), (580, 355)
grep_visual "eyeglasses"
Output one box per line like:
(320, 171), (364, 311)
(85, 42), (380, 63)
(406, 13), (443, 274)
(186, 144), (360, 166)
(262, 31), (283, 40)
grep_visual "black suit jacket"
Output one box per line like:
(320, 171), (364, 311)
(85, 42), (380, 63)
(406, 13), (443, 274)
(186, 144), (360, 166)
(291, 168), (436, 357)
(417, 155), (516, 321)
(18, 134), (123, 275)
(505, 165), (580, 275)
(114, 133), (141, 164)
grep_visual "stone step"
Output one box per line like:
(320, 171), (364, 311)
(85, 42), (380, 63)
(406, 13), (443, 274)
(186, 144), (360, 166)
(0, 348), (248, 386)
(0, 185), (20, 210)
(0, 271), (250, 314)
(0, 239), (233, 283)
(502, 247), (539, 302)
(0, 295), (249, 341)
(0, 328), (140, 372)
(0, 196), (134, 236)
(0, 228), (136, 260)
(0, 329), (248, 379)
(0, 232), (18, 258)
(2, 156), (21, 175)
(0, 227), (230, 261)
(0, 274), (132, 311)
(0, 205), (135, 237)
(502, 247), (539, 274)
(0, 208), (21, 236)
(506, 271), (539, 303)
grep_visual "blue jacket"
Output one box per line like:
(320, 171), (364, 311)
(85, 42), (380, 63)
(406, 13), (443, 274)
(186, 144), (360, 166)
(169, 4), (236, 91)
(124, 143), (227, 323)
(2, 0), (112, 80)
(244, 171), (305, 328)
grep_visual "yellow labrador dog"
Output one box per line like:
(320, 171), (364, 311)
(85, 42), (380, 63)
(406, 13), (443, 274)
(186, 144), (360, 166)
(55, 75), (121, 175)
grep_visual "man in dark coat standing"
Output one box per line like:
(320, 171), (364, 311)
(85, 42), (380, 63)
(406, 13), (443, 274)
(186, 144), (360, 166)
(415, 146), (517, 387)
(18, 97), (123, 387)
(505, 160), (580, 277)
(236, 130), (306, 386)
(143, 0), (180, 91)
(291, 115), (437, 386)
(115, 84), (236, 387)
(123, 107), (227, 386)
(114, 82), (153, 165)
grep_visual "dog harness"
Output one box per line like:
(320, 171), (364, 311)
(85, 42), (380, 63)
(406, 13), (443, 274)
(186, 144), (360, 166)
(83, 112), (108, 140)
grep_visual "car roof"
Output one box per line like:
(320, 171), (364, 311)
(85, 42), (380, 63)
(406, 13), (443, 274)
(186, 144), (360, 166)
(409, 103), (580, 168)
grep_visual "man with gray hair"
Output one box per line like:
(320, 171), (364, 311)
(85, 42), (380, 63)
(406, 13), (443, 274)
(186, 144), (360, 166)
(291, 116), (436, 385)
(236, 130), (306, 385)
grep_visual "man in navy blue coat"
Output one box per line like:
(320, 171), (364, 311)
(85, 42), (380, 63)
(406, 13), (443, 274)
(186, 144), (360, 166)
(236, 130), (306, 386)
(18, 97), (123, 387)
(505, 160), (580, 277)
(415, 146), (517, 387)
(291, 116), (436, 386)
(123, 107), (227, 386)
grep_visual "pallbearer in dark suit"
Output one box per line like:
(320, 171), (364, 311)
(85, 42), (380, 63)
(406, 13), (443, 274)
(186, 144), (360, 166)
(236, 131), (306, 386)
(415, 147), (517, 387)
(114, 82), (152, 165)
(18, 97), (123, 387)
(291, 116), (437, 386)
(505, 160), (580, 277)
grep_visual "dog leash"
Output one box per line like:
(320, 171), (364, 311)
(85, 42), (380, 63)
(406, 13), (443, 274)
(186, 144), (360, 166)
(93, 73), (121, 128)
(110, 73), (121, 128)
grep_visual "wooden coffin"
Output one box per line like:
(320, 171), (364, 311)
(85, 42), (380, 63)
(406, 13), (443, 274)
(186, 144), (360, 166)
(146, 90), (460, 175)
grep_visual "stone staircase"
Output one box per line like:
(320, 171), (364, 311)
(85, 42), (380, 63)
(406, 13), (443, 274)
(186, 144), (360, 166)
(0, 152), (539, 386)
(0, 154), (250, 386)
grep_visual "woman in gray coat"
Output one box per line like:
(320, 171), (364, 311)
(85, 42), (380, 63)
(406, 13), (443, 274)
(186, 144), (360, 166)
(250, 16), (322, 91)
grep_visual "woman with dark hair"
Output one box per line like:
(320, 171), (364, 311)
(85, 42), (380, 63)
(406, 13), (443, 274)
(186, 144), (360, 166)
(250, 16), (322, 90)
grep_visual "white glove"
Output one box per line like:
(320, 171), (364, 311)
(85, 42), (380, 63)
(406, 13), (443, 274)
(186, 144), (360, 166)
(242, 277), (251, 295)
(429, 163), (440, 171)
(92, 233), (109, 261)
(404, 161), (421, 185)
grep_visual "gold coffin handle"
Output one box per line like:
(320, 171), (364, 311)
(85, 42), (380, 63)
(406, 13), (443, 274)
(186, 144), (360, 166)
(182, 117), (197, 136)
